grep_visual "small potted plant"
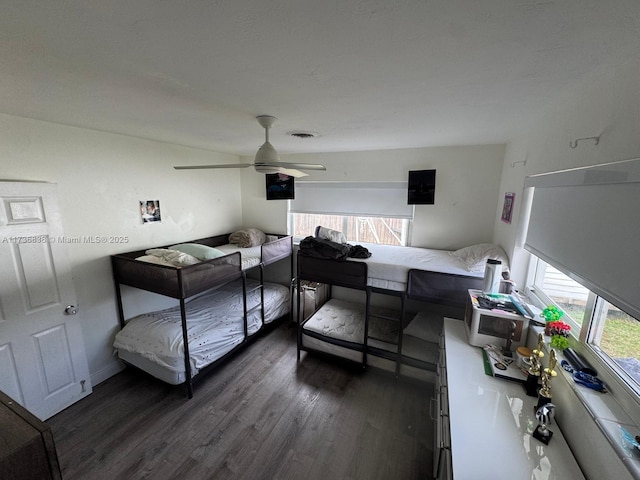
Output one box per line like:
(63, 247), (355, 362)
(548, 320), (571, 350)
(541, 305), (564, 336)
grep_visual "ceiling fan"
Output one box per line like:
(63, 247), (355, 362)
(174, 115), (326, 178)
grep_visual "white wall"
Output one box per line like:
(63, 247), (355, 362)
(0, 115), (505, 388)
(0, 113), (244, 384)
(241, 145), (506, 250)
(493, 55), (640, 286)
(493, 55), (640, 480)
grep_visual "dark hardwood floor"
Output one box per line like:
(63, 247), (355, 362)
(47, 322), (434, 480)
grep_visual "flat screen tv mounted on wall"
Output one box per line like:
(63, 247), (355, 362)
(408, 169), (436, 205)
(265, 173), (295, 200)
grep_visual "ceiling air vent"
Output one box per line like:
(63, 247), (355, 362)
(287, 131), (318, 139)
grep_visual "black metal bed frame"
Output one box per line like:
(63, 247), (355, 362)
(295, 252), (484, 377)
(111, 234), (294, 398)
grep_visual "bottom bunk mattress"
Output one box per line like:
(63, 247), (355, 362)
(300, 298), (439, 380)
(114, 279), (289, 385)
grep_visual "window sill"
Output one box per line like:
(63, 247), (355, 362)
(533, 325), (640, 479)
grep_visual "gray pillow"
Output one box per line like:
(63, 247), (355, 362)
(169, 243), (226, 260)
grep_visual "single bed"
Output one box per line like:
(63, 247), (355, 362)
(111, 231), (293, 397)
(296, 237), (510, 377)
(299, 298), (441, 380)
(114, 278), (289, 386)
(297, 240), (509, 307)
(347, 243), (482, 291)
(111, 232), (293, 298)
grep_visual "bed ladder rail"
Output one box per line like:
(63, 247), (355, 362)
(366, 287), (407, 377)
(244, 264), (265, 328)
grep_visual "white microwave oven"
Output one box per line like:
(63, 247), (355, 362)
(464, 291), (530, 350)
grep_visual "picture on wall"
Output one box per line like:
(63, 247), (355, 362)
(266, 173), (295, 200)
(501, 192), (515, 224)
(407, 169), (436, 205)
(140, 200), (161, 223)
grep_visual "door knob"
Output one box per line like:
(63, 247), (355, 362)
(64, 305), (78, 315)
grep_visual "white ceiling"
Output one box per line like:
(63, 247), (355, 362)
(2, 1), (640, 156)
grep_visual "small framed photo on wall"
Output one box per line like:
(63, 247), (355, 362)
(501, 192), (515, 224)
(140, 200), (161, 223)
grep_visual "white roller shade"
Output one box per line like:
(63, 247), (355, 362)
(524, 158), (640, 319)
(290, 181), (415, 219)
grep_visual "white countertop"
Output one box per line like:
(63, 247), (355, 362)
(444, 318), (586, 480)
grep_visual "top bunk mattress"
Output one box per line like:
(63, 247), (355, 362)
(215, 244), (262, 270)
(112, 234), (292, 298)
(346, 243), (481, 291)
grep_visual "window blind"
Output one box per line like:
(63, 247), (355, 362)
(524, 158), (640, 319)
(289, 181), (415, 219)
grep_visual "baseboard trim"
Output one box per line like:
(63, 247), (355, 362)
(90, 360), (125, 386)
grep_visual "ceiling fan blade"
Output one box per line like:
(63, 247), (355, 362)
(174, 163), (253, 170)
(279, 168), (309, 178)
(254, 163), (308, 177)
(274, 162), (326, 171)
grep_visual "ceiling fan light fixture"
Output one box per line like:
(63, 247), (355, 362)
(255, 140), (280, 164)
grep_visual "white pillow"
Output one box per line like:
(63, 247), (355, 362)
(144, 248), (200, 266)
(135, 254), (174, 266)
(315, 226), (347, 244)
(449, 243), (510, 274)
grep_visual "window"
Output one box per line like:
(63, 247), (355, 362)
(288, 181), (414, 246)
(528, 260), (591, 335)
(290, 213), (409, 246)
(588, 297), (640, 389)
(528, 257), (640, 396)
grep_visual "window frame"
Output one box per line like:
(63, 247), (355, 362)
(526, 255), (640, 420)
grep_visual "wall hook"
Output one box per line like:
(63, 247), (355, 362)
(570, 136), (600, 149)
(511, 154), (528, 168)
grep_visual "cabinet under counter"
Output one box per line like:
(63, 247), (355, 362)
(441, 317), (585, 479)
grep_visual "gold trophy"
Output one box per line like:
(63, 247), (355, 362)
(536, 349), (558, 410)
(524, 333), (545, 397)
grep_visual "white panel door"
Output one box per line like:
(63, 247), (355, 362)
(0, 181), (92, 420)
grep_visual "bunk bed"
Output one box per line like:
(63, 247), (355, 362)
(296, 240), (510, 380)
(111, 232), (293, 397)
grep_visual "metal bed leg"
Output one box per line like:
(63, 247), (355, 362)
(396, 292), (406, 378)
(179, 298), (194, 399)
(242, 272), (248, 339)
(296, 277), (302, 363)
(363, 287), (371, 368)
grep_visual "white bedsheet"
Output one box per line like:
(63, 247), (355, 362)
(215, 244), (262, 270)
(346, 243), (481, 291)
(113, 279), (289, 374)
